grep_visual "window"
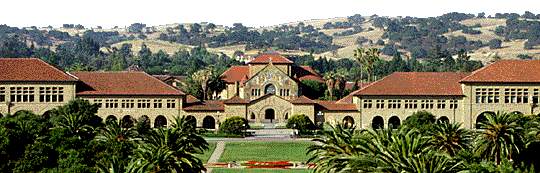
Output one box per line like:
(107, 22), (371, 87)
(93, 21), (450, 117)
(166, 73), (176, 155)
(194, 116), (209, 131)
(437, 100), (446, 109)
(154, 99), (162, 108)
(166, 99), (176, 108)
(251, 89), (262, 96)
(0, 87), (5, 102)
(504, 88), (528, 103)
(421, 100), (434, 109)
(388, 100), (401, 109)
(39, 87), (63, 102)
(138, 99), (151, 108)
(533, 89), (539, 104)
(11, 87), (35, 102)
(363, 100), (372, 109)
(265, 84), (276, 94)
(475, 88), (499, 103)
(449, 100), (458, 109)
(105, 99), (118, 108)
(121, 99), (135, 108)
(404, 100), (417, 109)
(93, 99), (103, 108)
(376, 100), (385, 109)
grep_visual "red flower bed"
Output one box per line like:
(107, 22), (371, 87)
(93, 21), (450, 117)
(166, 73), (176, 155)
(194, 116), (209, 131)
(241, 161), (293, 167)
(307, 163), (317, 166)
(245, 166), (291, 169)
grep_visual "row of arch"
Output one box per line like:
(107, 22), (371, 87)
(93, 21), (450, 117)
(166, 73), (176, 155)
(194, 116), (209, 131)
(104, 115), (223, 129)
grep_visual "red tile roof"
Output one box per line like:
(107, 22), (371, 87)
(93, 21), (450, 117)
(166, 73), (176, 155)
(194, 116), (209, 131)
(291, 95), (316, 104)
(221, 66), (323, 84)
(315, 100), (358, 111)
(224, 95), (249, 104)
(222, 66), (250, 83)
(354, 72), (470, 96)
(460, 59), (540, 83)
(248, 53), (294, 64)
(183, 100), (225, 111)
(294, 66), (324, 83)
(71, 71), (186, 95)
(186, 95), (201, 103)
(0, 58), (78, 82)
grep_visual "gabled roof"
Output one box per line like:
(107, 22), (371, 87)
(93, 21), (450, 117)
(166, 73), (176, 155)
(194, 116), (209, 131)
(222, 66), (250, 83)
(221, 65), (323, 84)
(248, 53), (294, 64)
(0, 58), (78, 82)
(71, 71), (186, 96)
(183, 100), (225, 111)
(224, 95), (249, 104)
(460, 59), (540, 83)
(291, 95), (316, 104)
(186, 95), (201, 104)
(315, 100), (358, 111)
(293, 66), (324, 83)
(354, 72), (470, 96)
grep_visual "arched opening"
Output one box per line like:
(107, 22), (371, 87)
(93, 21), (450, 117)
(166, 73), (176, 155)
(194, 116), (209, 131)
(388, 116), (401, 129)
(265, 109), (275, 123)
(343, 116), (354, 128)
(250, 113), (255, 119)
(14, 110), (32, 116)
(265, 84), (276, 94)
(186, 115), (197, 128)
(438, 116), (450, 123)
(121, 115), (134, 128)
(476, 111), (494, 129)
(154, 115), (167, 128)
(202, 116), (216, 129)
(106, 115), (117, 123)
(42, 110), (53, 121)
(0, 113), (3, 118)
(372, 116), (384, 129)
(139, 115), (151, 129)
(510, 111), (523, 116)
(284, 113), (289, 120)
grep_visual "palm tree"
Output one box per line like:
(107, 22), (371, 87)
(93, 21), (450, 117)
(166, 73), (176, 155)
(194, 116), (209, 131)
(134, 116), (208, 172)
(55, 109), (95, 139)
(335, 70), (347, 97)
(353, 47), (380, 87)
(426, 122), (471, 156)
(323, 72), (336, 100)
(307, 123), (375, 172)
(98, 119), (137, 143)
(96, 156), (147, 173)
(207, 73), (227, 100)
(474, 111), (523, 165)
(193, 69), (212, 100)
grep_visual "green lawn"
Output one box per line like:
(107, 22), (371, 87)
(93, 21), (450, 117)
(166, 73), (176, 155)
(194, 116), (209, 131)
(211, 168), (311, 173)
(195, 142), (217, 163)
(218, 142), (314, 163)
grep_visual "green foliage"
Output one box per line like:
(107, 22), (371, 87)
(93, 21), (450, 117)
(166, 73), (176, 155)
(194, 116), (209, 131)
(218, 116), (249, 135)
(301, 80), (326, 99)
(286, 114), (315, 134)
(489, 38), (502, 49)
(403, 110), (436, 132)
(49, 99), (102, 139)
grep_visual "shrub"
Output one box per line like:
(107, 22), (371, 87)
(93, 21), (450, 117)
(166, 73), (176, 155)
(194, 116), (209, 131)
(403, 110), (436, 133)
(489, 39), (502, 49)
(218, 116), (249, 135)
(286, 114), (315, 134)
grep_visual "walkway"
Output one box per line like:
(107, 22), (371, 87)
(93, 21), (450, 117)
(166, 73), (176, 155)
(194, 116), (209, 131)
(205, 141), (226, 173)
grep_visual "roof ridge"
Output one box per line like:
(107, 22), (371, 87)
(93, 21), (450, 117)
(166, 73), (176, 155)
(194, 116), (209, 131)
(38, 58), (79, 81)
(141, 72), (186, 95)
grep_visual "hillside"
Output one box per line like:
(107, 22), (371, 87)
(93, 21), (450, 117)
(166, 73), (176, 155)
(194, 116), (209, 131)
(22, 13), (540, 63)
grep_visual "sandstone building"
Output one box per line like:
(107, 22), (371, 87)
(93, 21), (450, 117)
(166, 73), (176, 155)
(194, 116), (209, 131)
(1, 54), (539, 130)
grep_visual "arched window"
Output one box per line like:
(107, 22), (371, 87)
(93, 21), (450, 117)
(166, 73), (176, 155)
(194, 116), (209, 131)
(438, 116), (450, 123)
(186, 115), (197, 127)
(372, 116), (384, 129)
(202, 116), (216, 129)
(388, 116), (401, 129)
(343, 116), (355, 128)
(265, 84), (276, 94)
(106, 115), (117, 123)
(476, 112), (494, 129)
(154, 115), (167, 128)
(250, 113), (255, 119)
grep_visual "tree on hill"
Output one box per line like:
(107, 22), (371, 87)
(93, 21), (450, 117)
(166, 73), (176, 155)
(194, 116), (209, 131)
(128, 23), (146, 33)
(489, 39), (502, 49)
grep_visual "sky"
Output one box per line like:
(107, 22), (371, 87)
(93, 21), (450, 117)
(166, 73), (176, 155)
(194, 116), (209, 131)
(2, 0), (539, 29)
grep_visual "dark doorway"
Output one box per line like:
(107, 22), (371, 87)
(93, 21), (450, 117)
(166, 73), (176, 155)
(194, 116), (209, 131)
(154, 115), (167, 128)
(388, 116), (401, 129)
(106, 115), (117, 123)
(476, 111), (494, 129)
(265, 109), (275, 123)
(121, 115), (134, 128)
(343, 116), (354, 128)
(438, 116), (450, 123)
(372, 116), (384, 129)
(202, 116), (216, 129)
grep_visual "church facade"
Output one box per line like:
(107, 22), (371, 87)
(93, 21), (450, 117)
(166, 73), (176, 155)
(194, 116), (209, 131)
(2, 55), (540, 130)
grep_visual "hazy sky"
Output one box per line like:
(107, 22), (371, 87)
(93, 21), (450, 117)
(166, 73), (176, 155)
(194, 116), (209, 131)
(2, 0), (539, 29)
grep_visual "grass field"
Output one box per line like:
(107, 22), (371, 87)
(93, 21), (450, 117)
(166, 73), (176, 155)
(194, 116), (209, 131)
(194, 142), (217, 163)
(211, 169), (311, 173)
(218, 142), (314, 163)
